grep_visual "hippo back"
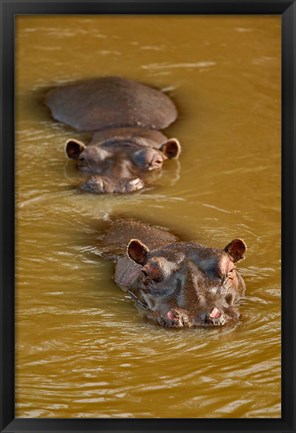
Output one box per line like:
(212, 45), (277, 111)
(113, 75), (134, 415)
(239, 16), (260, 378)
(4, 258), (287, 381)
(96, 218), (178, 259)
(45, 76), (178, 132)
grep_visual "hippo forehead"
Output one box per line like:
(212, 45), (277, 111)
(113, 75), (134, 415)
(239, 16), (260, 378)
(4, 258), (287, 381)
(81, 146), (112, 160)
(144, 256), (224, 289)
(188, 250), (234, 278)
(145, 244), (232, 278)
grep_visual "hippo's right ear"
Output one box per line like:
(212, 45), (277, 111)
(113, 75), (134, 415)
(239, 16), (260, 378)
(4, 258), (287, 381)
(160, 138), (181, 159)
(127, 239), (149, 265)
(65, 139), (87, 160)
(224, 239), (247, 262)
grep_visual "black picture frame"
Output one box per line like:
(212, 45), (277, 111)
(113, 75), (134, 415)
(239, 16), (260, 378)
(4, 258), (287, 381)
(0, 1), (295, 432)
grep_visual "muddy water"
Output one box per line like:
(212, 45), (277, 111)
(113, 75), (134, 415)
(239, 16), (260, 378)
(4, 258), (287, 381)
(15, 16), (281, 418)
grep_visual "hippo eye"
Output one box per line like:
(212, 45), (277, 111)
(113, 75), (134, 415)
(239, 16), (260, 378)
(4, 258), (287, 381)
(225, 294), (233, 305)
(79, 156), (85, 162)
(141, 263), (165, 283)
(227, 268), (235, 280)
(151, 274), (164, 283)
(141, 269), (148, 277)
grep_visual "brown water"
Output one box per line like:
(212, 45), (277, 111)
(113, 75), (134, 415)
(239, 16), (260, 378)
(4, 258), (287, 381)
(15, 15), (281, 418)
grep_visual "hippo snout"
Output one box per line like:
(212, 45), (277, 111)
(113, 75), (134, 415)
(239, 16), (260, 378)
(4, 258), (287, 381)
(159, 308), (228, 328)
(79, 176), (145, 194)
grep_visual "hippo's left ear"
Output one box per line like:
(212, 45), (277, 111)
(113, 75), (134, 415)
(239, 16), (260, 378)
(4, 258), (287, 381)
(127, 239), (149, 265)
(224, 239), (247, 262)
(160, 138), (181, 159)
(65, 139), (87, 160)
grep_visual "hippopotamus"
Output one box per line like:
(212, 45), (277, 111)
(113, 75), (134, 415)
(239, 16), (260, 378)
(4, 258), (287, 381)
(45, 77), (181, 193)
(97, 218), (247, 328)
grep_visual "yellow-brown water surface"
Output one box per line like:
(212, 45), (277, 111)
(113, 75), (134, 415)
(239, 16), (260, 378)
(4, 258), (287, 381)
(15, 15), (281, 418)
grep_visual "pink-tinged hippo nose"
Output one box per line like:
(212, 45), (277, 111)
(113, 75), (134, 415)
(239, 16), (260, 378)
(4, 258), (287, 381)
(204, 308), (227, 326)
(209, 307), (221, 319)
(166, 310), (175, 321)
(162, 309), (190, 327)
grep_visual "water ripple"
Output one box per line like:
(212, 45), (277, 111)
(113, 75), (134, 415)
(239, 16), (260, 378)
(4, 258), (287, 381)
(142, 61), (216, 70)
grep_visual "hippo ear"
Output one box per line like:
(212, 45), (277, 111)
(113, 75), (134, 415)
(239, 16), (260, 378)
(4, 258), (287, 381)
(160, 138), (181, 159)
(127, 239), (149, 265)
(65, 139), (87, 160)
(224, 239), (247, 262)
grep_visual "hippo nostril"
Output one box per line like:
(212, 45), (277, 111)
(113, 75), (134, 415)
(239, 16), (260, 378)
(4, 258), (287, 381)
(225, 294), (233, 305)
(165, 309), (189, 327)
(209, 307), (221, 319)
(123, 178), (145, 193)
(204, 308), (226, 326)
(166, 310), (177, 321)
(153, 159), (163, 166)
(79, 176), (109, 194)
(128, 178), (141, 186)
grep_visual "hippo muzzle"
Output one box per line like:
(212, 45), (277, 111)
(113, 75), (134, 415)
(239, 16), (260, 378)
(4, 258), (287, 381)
(129, 295), (234, 328)
(79, 175), (145, 194)
(160, 307), (229, 328)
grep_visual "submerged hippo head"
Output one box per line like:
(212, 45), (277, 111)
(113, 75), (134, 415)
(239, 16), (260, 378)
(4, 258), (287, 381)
(45, 77), (180, 194)
(65, 135), (181, 193)
(116, 238), (247, 327)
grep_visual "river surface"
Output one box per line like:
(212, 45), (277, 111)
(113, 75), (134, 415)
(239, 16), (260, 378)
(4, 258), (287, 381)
(15, 15), (281, 418)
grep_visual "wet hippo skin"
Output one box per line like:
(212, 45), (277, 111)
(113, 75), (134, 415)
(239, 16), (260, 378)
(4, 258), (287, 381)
(97, 219), (247, 328)
(45, 77), (181, 193)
